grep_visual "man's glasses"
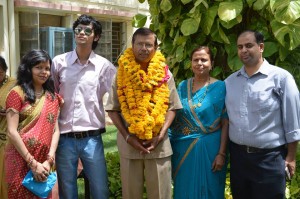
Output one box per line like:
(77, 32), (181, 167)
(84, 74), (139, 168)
(74, 27), (93, 36)
(134, 42), (154, 49)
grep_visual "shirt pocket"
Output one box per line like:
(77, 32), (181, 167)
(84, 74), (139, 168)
(250, 91), (280, 113)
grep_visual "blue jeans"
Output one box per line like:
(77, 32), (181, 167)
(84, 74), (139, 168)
(56, 135), (109, 199)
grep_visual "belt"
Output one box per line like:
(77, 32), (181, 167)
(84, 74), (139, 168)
(230, 141), (285, 153)
(61, 128), (106, 139)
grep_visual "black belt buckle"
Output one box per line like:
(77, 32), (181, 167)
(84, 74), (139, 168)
(74, 131), (86, 139)
(246, 146), (256, 153)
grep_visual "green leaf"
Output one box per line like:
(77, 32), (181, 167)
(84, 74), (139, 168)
(165, 2), (181, 27)
(279, 46), (289, 61)
(271, 19), (300, 50)
(263, 41), (278, 57)
(211, 23), (230, 44)
(228, 55), (243, 71)
(211, 66), (222, 77)
(246, 0), (256, 6)
(211, 22), (223, 43)
(184, 59), (191, 70)
(251, 0), (269, 11)
(270, 0), (300, 24)
(190, 0), (207, 13)
(172, 64), (179, 77)
(188, 4), (202, 19)
(148, 0), (160, 16)
(220, 14), (242, 29)
(174, 36), (188, 46)
(218, 0), (243, 22)
(176, 46), (184, 62)
(160, 0), (172, 13)
(138, 0), (145, 3)
(180, 18), (200, 36)
(253, 0), (269, 10)
(202, 5), (218, 35)
(217, 22), (230, 44)
(132, 14), (147, 28)
(224, 34), (238, 57)
(181, 0), (193, 5)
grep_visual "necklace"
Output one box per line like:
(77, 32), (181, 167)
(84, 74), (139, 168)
(35, 88), (44, 98)
(191, 77), (210, 108)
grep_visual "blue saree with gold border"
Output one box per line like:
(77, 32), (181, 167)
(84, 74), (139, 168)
(169, 79), (227, 199)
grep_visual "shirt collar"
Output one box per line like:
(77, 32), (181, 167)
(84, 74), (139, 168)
(69, 49), (96, 67)
(236, 59), (269, 77)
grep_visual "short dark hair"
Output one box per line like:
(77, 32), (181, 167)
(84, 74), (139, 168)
(73, 14), (102, 50)
(132, 27), (158, 47)
(17, 49), (54, 103)
(190, 46), (214, 62)
(238, 30), (264, 44)
(0, 56), (8, 72)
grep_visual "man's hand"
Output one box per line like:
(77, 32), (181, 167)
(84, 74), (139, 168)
(127, 135), (150, 154)
(140, 135), (163, 154)
(286, 141), (298, 178)
(285, 159), (296, 178)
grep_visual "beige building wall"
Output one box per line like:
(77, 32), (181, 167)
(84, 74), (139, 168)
(0, 0), (150, 77)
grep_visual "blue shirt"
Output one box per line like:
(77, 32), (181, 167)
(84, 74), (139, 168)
(225, 60), (300, 148)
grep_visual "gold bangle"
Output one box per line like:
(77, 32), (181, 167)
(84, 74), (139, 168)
(125, 134), (132, 143)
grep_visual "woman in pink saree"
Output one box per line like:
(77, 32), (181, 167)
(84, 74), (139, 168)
(5, 49), (62, 199)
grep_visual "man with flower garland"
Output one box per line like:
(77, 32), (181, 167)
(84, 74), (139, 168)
(106, 27), (182, 199)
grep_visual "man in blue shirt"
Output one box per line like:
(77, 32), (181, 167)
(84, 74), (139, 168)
(225, 30), (300, 199)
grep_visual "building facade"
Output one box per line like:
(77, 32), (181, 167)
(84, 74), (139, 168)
(0, 0), (149, 76)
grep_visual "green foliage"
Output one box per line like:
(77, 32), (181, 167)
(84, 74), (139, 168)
(103, 125), (118, 153)
(106, 152), (122, 199)
(133, 0), (300, 87)
(132, 14), (148, 28)
(286, 149), (300, 199)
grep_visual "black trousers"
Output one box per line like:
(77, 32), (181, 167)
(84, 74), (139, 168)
(230, 142), (286, 199)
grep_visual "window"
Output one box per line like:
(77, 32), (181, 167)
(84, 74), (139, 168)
(40, 27), (75, 58)
(19, 12), (39, 58)
(18, 12), (126, 64)
(95, 20), (126, 65)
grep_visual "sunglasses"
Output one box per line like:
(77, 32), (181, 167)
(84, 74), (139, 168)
(74, 27), (93, 36)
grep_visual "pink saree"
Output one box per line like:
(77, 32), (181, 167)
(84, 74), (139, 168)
(5, 86), (62, 199)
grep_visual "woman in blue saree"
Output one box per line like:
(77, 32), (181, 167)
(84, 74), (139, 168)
(169, 46), (229, 199)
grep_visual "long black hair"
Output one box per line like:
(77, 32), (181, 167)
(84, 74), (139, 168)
(17, 49), (55, 104)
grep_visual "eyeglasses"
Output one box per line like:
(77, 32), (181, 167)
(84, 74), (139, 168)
(74, 27), (93, 36)
(134, 42), (154, 49)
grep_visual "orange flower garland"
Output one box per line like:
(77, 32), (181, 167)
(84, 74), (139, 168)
(117, 48), (170, 140)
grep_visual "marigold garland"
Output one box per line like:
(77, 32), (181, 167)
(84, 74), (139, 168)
(117, 48), (170, 140)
